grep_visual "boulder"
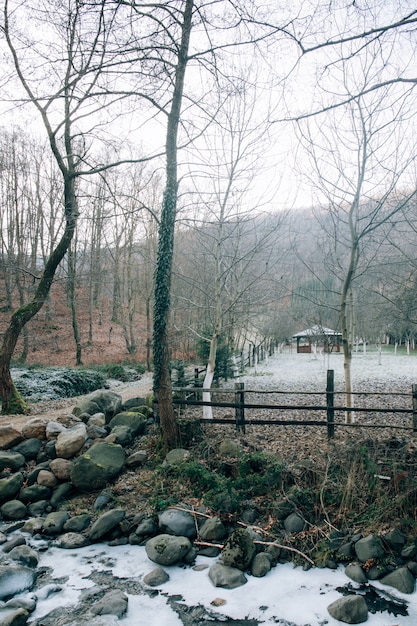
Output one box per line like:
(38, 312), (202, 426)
(37, 470), (58, 488)
(19, 484), (51, 504)
(0, 451), (25, 471)
(218, 439), (241, 457)
(284, 512), (306, 533)
(0, 473), (24, 503)
(21, 417), (48, 440)
(91, 589), (128, 618)
(158, 508), (197, 539)
(49, 458), (72, 481)
(0, 608), (30, 626)
(73, 391), (122, 421)
(70, 441), (125, 491)
(12, 439), (42, 461)
(126, 450), (148, 468)
(145, 534), (192, 566)
(383, 527), (407, 551)
(108, 425), (132, 446)
(0, 500), (27, 521)
(354, 534), (385, 562)
(162, 448), (190, 468)
(134, 517), (158, 539)
(327, 595), (368, 624)
(208, 563), (247, 589)
(220, 528), (256, 571)
(8, 545), (39, 568)
(199, 517), (227, 542)
(45, 421), (66, 440)
(122, 397), (147, 411)
(50, 482), (72, 508)
(42, 511), (70, 535)
(89, 509), (126, 541)
(251, 552), (272, 577)
(54, 532), (90, 549)
(108, 412), (146, 437)
(55, 423), (88, 459)
(380, 566), (416, 594)
(345, 563), (367, 584)
(0, 426), (22, 450)
(143, 566), (170, 587)
(64, 514), (91, 532)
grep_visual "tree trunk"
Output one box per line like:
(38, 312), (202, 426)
(152, 0), (193, 449)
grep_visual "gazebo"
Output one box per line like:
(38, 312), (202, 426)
(292, 325), (342, 354)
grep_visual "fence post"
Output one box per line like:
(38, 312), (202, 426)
(235, 382), (245, 434)
(413, 384), (417, 432)
(327, 369), (335, 439)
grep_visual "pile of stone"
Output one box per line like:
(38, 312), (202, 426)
(0, 390), (416, 625)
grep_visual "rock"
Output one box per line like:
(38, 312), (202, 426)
(218, 439), (241, 457)
(2, 535), (26, 553)
(122, 397), (146, 411)
(94, 492), (112, 510)
(19, 484), (51, 504)
(88, 413), (106, 427)
(401, 544), (417, 559)
(327, 595), (368, 624)
(21, 417), (48, 440)
(134, 517), (158, 539)
(73, 391), (122, 422)
(383, 527), (407, 551)
(162, 448), (190, 467)
(0, 426), (22, 450)
(0, 608), (30, 625)
(199, 517), (227, 542)
(158, 508), (197, 539)
(37, 470), (58, 488)
(208, 563), (247, 589)
(8, 545), (39, 568)
(49, 458), (72, 481)
(354, 534), (385, 562)
(145, 534), (192, 566)
(126, 450), (148, 467)
(0, 473), (24, 503)
(89, 509), (126, 541)
(91, 589), (128, 618)
(108, 412), (146, 437)
(54, 532), (90, 549)
(220, 528), (256, 571)
(64, 514), (91, 532)
(50, 482), (72, 508)
(22, 518), (44, 535)
(251, 552), (272, 577)
(70, 441), (125, 491)
(5, 597), (36, 612)
(0, 565), (36, 600)
(345, 563), (368, 584)
(380, 566), (416, 594)
(12, 439), (42, 461)
(284, 512), (306, 533)
(143, 566), (170, 586)
(27, 500), (49, 517)
(42, 511), (70, 535)
(45, 421), (66, 440)
(108, 425), (132, 446)
(0, 451), (25, 471)
(0, 500), (27, 521)
(55, 423), (88, 459)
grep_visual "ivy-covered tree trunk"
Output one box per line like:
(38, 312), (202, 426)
(153, 0), (193, 449)
(0, 179), (78, 413)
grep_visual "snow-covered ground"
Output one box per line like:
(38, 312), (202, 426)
(23, 351), (417, 624)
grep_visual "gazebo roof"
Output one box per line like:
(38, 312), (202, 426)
(292, 325), (342, 338)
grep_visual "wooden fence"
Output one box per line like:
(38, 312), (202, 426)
(171, 369), (417, 439)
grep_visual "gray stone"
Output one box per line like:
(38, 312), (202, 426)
(54, 532), (90, 549)
(55, 423), (87, 459)
(64, 514), (91, 532)
(19, 484), (51, 504)
(145, 534), (192, 566)
(5, 597), (36, 612)
(251, 552), (272, 577)
(91, 589), (128, 618)
(284, 512), (306, 533)
(0, 565), (35, 600)
(88, 413), (106, 427)
(49, 458), (72, 481)
(401, 544), (417, 559)
(8, 545), (39, 568)
(199, 517), (227, 542)
(42, 511), (70, 535)
(27, 501), (48, 518)
(0, 426), (22, 450)
(73, 391), (122, 422)
(0, 473), (24, 503)
(158, 508), (197, 538)
(135, 517), (158, 539)
(327, 595), (368, 624)
(380, 567), (416, 594)
(70, 441), (125, 491)
(354, 534), (385, 562)
(218, 439), (241, 457)
(345, 563), (367, 584)
(143, 566), (170, 586)
(108, 412), (146, 437)
(0, 451), (25, 471)
(22, 518), (44, 535)
(108, 424), (133, 446)
(37, 469), (58, 488)
(162, 448), (190, 467)
(50, 482), (72, 508)
(21, 417), (48, 440)
(126, 450), (148, 467)
(89, 509), (126, 541)
(122, 397), (147, 411)
(12, 439), (42, 461)
(0, 500), (27, 521)
(45, 421), (66, 440)
(383, 527), (407, 551)
(2, 535), (26, 553)
(220, 528), (256, 571)
(273, 499), (296, 520)
(208, 563), (247, 589)
(407, 561), (417, 577)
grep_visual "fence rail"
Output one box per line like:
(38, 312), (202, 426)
(170, 369), (417, 439)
